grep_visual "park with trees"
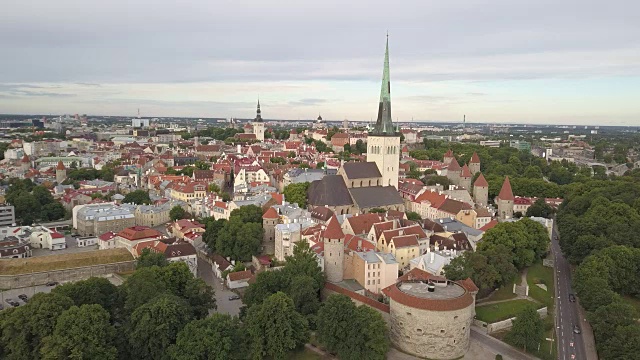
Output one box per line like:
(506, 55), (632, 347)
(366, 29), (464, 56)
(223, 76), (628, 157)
(5, 178), (67, 225)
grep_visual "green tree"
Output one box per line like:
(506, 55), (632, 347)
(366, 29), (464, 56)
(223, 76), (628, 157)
(288, 275), (320, 316)
(122, 266), (168, 313)
(194, 160), (209, 170)
(406, 211), (421, 221)
(243, 269), (290, 309)
(169, 205), (186, 221)
(181, 166), (195, 177)
(41, 304), (117, 360)
(246, 292), (309, 360)
(32, 185), (54, 206)
(0, 292), (74, 360)
(229, 204), (263, 224)
(137, 248), (169, 268)
(525, 198), (554, 218)
(283, 182), (310, 208)
(317, 294), (356, 355)
(52, 277), (121, 318)
(350, 305), (390, 360)
(169, 314), (247, 360)
(504, 306), (544, 352)
(122, 190), (152, 205)
(40, 202), (66, 221)
(160, 262), (216, 319)
(203, 218), (227, 252)
(128, 294), (193, 360)
(282, 241), (325, 292)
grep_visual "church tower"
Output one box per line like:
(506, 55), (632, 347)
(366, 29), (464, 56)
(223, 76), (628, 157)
(252, 100), (265, 142)
(367, 35), (400, 189)
(497, 176), (515, 221)
(56, 161), (67, 184)
(323, 215), (345, 283)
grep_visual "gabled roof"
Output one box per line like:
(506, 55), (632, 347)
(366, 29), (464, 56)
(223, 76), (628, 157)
(391, 234), (419, 248)
(497, 176), (514, 201)
(480, 219), (499, 231)
(342, 162), (382, 179)
(228, 270), (253, 282)
(349, 186), (404, 209)
(307, 175), (353, 207)
(345, 213), (384, 235)
(474, 173), (489, 187)
(470, 152), (480, 164)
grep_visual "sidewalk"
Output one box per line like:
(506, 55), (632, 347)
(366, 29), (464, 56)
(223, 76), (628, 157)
(576, 302), (599, 360)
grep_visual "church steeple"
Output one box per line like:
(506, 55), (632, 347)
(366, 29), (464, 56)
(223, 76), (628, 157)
(254, 99), (263, 123)
(373, 34), (396, 136)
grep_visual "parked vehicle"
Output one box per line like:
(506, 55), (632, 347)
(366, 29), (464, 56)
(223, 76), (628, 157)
(228, 295), (241, 301)
(569, 293), (576, 302)
(573, 325), (581, 334)
(46, 281), (59, 286)
(18, 294), (28, 302)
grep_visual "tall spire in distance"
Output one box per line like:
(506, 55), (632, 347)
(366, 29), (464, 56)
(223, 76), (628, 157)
(373, 33), (396, 136)
(255, 98), (263, 122)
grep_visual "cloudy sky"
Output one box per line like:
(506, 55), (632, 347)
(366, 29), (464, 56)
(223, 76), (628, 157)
(1, 0), (639, 125)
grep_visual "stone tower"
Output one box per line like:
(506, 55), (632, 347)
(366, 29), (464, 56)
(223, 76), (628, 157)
(469, 152), (481, 175)
(497, 176), (515, 221)
(56, 161), (67, 184)
(460, 164), (472, 191)
(443, 150), (454, 167)
(473, 173), (489, 207)
(367, 35), (400, 189)
(20, 154), (30, 172)
(323, 215), (345, 283)
(252, 100), (265, 142)
(446, 158), (461, 187)
(262, 207), (279, 255)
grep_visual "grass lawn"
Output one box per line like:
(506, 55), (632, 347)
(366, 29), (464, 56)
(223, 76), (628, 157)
(527, 262), (555, 308)
(476, 299), (542, 323)
(487, 282), (518, 302)
(0, 248), (133, 275)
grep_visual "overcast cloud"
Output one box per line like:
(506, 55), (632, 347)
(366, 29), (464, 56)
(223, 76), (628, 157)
(1, 0), (639, 125)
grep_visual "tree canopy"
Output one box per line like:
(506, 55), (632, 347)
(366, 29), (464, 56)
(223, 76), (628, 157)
(504, 306), (544, 352)
(283, 182), (310, 208)
(122, 190), (152, 205)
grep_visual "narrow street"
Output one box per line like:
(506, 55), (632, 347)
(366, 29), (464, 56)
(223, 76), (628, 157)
(197, 258), (242, 317)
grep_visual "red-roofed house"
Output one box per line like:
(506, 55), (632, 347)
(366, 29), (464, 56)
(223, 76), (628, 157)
(227, 269), (253, 289)
(115, 226), (164, 254)
(133, 240), (198, 275)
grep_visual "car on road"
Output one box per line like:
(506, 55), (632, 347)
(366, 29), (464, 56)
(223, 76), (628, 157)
(46, 281), (59, 286)
(0, 304), (3, 310)
(18, 294), (28, 302)
(5, 299), (19, 307)
(573, 325), (581, 334)
(228, 295), (241, 301)
(569, 293), (576, 302)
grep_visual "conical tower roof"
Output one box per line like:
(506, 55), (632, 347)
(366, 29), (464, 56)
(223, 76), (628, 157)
(323, 215), (345, 239)
(372, 35), (396, 136)
(448, 158), (461, 171)
(21, 154), (30, 163)
(461, 164), (472, 178)
(470, 152), (480, 164)
(474, 173), (488, 187)
(56, 161), (65, 170)
(262, 207), (278, 219)
(498, 176), (514, 201)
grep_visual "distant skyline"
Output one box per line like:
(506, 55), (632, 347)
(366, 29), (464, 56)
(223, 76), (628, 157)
(1, 0), (639, 126)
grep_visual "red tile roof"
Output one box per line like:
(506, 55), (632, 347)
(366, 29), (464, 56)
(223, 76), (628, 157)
(262, 207), (279, 219)
(117, 226), (162, 241)
(498, 176), (514, 201)
(382, 268), (475, 312)
(474, 173), (489, 187)
(228, 269), (253, 281)
(56, 161), (65, 170)
(322, 215), (344, 239)
(447, 158), (461, 171)
(391, 234), (419, 248)
(470, 152), (480, 164)
(480, 219), (499, 231)
(345, 213), (383, 235)
(461, 164), (472, 178)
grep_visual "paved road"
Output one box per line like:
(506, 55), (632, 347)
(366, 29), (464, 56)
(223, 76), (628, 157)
(552, 226), (590, 360)
(470, 327), (538, 360)
(197, 258), (242, 317)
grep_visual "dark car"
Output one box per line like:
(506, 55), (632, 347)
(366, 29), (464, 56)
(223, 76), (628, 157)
(46, 281), (59, 287)
(228, 295), (241, 301)
(569, 293), (576, 302)
(5, 299), (19, 307)
(18, 294), (28, 302)
(573, 325), (581, 334)
(0, 303), (4, 310)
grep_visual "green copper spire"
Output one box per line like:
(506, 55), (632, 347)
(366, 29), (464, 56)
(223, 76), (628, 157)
(255, 98), (263, 122)
(374, 34), (396, 136)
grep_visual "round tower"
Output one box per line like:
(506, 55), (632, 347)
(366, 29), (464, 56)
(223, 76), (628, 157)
(472, 173), (489, 207)
(460, 164), (472, 191)
(262, 207), (279, 255)
(322, 215), (345, 283)
(443, 150), (454, 168)
(497, 176), (515, 221)
(446, 158), (461, 187)
(468, 152), (481, 175)
(56, 161), (67, 184)
(20, 154), (30, 172)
